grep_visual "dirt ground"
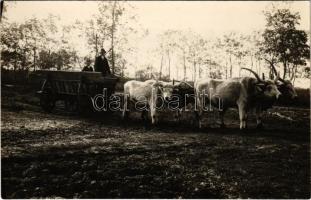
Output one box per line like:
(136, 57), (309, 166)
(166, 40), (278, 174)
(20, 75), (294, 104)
(1, 85), (310, 198)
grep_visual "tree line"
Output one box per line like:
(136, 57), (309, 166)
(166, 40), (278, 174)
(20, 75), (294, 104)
(139, 8), (309, 82)
(1, 2), (309, 83)
(1, 1), (140, 76)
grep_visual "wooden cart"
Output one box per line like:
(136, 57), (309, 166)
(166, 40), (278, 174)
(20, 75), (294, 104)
(34, 70), (118, 112)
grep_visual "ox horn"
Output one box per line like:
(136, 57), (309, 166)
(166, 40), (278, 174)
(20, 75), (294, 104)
(290, 70), (295, 81)
(174, 80), (194, 88)
(172, 79), (182, 86)
(272, 66), (286, 83)
(274, 71), (280, 83)
(241, 67), (263, 83)
(265, 58), (286, 83)
(265, 58), (278, 76)
(278, 76), (286, 83)
(180, 81), (194, 88)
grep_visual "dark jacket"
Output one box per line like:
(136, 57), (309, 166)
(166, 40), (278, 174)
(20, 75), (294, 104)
(94, 56), (111, 76)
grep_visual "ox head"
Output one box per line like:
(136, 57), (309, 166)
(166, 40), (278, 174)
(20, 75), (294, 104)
(277, 79), (298, 99)
(153, 81), (175, 101)
(172, 79), (194, 93)
(267, 61), (298, 99)
(262, 79), (282, 100)
(241, 68), (281, 100)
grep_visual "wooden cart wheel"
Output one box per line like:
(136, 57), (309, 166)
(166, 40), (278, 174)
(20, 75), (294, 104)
(40, 89), (55, 113)
(65, 98), (78, 112)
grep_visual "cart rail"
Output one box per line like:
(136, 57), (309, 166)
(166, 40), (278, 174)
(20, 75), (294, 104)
(33, 70), (119, 112)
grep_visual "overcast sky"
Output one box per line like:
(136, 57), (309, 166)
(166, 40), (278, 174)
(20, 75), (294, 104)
(4, 1), (309, 35)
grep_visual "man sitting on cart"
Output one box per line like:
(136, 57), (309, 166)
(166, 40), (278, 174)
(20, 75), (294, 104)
(82, 57), (93, 72)
(94, 48), (111, 76)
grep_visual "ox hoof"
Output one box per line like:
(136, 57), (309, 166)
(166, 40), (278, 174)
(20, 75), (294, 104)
(256, 123), (264, 130)
(144, 123), (152, 130)
(220, 123), (226, 129)
(144, 126), (151, 131)
(240, 128), (249, 134)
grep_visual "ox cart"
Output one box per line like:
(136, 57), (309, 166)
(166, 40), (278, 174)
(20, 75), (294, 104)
(33, 70), (118, 112)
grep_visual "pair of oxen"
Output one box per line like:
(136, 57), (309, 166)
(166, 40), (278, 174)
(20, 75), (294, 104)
(122, 68), (297, 130)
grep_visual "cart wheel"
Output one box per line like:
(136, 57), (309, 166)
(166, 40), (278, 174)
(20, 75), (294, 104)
(65, 98), (78, 112)
(40, 90), (55, 113)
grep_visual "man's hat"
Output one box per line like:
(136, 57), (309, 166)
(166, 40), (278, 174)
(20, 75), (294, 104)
(101, 48), (106, 54)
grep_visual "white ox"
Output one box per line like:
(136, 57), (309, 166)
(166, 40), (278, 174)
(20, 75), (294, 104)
(194, 69), (281, 130)
(122, 80), (175, 125)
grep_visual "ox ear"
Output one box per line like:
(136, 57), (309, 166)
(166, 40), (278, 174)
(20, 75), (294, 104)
(173, 81), (182, 87)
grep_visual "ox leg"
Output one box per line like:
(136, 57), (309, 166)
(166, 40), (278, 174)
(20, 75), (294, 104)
(175, 110), (181, 124)
(122, 96), (130, 120)
(141, 110), (148, 121)
(150, 106), (157, 125)
(219, 108), (227, 128)
(198, 112), (203, 129)
(194, 95), (203, 129)
(194, 109), (203, 129)
(238, 104), (248, 130)
(255, 106), (264, 129)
